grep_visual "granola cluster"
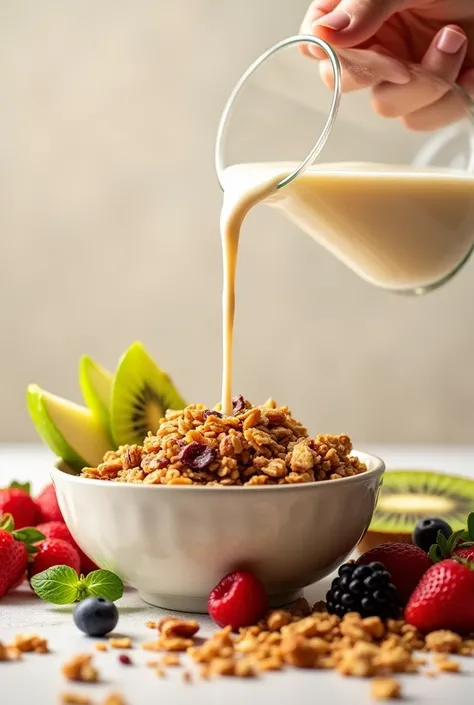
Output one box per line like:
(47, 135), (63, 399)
(0, 633), (49, 661)
(82, 398), (366, 486)
(139, 604), (474, 700)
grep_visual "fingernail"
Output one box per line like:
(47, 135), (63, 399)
(437, 27), (466, 55)
(313, 10), (351, 31)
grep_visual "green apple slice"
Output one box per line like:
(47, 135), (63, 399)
(79, 355), (114, 442)
(111, 341), (187, 446)
(27, 384), (112, 472)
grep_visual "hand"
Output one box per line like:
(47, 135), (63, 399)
(300, 0), (474, 130)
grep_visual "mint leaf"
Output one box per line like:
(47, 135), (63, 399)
(30, 565), (80, 604)
(83, 570), (124, 602)
(8, 481), (31, 494)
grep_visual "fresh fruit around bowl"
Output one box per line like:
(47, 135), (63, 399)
(0, 484), (39, 529)
(36, 521), (98, 575)
(27, 341), (187, 472)
(326, 561), (401, 619)
(0, 515), (44, 598)
(412, 517), (452, 553)
(73, 596), (119, 637)
(79, 355), (114, 437)
(405, 558), (474, 634)
(27, 385), (112, 472)
(358, 470), (474, 553)
(28, 538), (81, 579)
(208, 571), (269, 630)
(36, 483), (64, 523)
(357, 543), (432, 604)
(110, 341), (186, 446)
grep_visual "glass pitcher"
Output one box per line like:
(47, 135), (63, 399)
(215, 36), (474, 295)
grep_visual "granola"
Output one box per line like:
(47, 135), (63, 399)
(61, 654), (99, 683)
(82, 399), (366, 486)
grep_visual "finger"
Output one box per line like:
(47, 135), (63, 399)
(312, 0), (403, 49)
(401, 68), (474, 132)
(300, 1), (339, 58)
(372, 26), (467, 118)
(319, 46), (411, 92)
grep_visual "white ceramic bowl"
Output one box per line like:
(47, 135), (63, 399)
(51, 450), (384, 613)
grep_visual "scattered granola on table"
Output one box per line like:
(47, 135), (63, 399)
(82, 399), (366, 486)
(61, 654), (99, 683)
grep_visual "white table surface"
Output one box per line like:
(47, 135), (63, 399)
(2, 443), (474, 705)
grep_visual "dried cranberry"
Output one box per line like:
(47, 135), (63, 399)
(118, 654), (132, 665)
(156, 457), (170, 469)
(203, 409), (223, 420)
(232, 395), (246, 413)
(178, 442), (216, 470)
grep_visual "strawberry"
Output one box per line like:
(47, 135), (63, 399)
(29, 538), (81, 579)
(357, 542), (432, 604)
(36, 521), (98, 576)
(405, 558), (474, 634)
(0, 484), (39, 529)
(36, 483), (63, 524)
(0, 514), (44, 598)
(428, 513), (474, 564)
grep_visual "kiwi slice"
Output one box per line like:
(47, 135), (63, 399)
(110, 341), (186, 446)
(359, 469), (474, 552)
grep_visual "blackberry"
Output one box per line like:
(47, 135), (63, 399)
(326, 561), (401, 620)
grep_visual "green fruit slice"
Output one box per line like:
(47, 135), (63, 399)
(110, 341), (186, 446)
(27, 384), (112, 472)
(79, 355), (114, 441)
(370, 469), (474, 535)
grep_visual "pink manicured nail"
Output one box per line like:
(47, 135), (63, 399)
(437, 27), (466, 55)
(313, 10), (351, 31)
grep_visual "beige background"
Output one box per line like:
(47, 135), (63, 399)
(1, 0), (473, 444)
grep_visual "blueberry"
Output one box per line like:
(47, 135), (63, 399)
(412, 517), (452, 553)
(73, 597), (119, 637)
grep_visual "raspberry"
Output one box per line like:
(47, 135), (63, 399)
(207, 571), (268, 630)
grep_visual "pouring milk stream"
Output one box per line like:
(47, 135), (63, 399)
(218, 38), (474, 417)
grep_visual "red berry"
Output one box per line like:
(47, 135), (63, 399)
(0, 528), (28, 598)
(358, 542), (432, 603)
(0, 488), (39, 529)
(36, 521), (98, 576)
(36, 484), (63, 524)
(405, 559), (474, 634)
(208, 571), (268, 630)
(29, 538), (80, 579)
(118, 654), (132, 665)
(454, 545), (474, 562)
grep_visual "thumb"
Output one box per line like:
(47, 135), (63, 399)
(313, 0), (405, 47)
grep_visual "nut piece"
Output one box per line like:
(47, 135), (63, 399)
(102, 694), (127, 705)
(158, 617), (200, 639)
(108, 638), (132, 649)
(95, 643), (108, 652)
(61, 654), (99, 683)
(371, 678), (401, 701)
(425, 631), (462, 654)
(435, 656), (461, 673)
(60, 693), (92, 705)
(162, 654), (181, 667)
(9, 634), (49, 653)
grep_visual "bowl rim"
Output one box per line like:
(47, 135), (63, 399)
(51, 449), (385, 494)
